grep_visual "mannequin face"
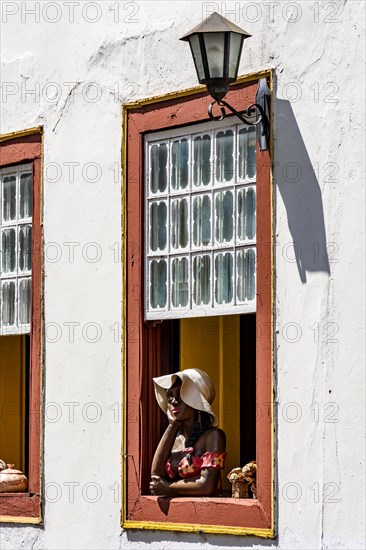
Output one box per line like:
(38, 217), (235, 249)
(166, 380), (196, 423)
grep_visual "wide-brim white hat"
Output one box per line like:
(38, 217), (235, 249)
(153, 368), (218, 427)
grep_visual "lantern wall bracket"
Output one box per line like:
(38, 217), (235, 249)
(208, 99), (263, 126)
(208, 99), (270, 152)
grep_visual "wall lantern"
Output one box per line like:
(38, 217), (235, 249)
(180, 12), (270, 151)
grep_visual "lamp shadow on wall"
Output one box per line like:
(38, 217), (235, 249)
(275, 99), (330, 283)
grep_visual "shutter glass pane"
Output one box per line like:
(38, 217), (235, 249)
(193, 194), (211, 247)
(2, 281), (16, 325)
(245, 248), (256, 300)
(2, 228), (16, 273)
(171, 257), (189, 307)
(238, 127), (256, 180)
(150, 260), (167, 309)
(19, 278), (31, 324)
(216, 129), (234, 183)
(171, 138), (189, 191)
(3, 175), (16, 221)
(171, 198), (189, 250)
(237, 248), (256, 302)
(215, 191), (233, 244)
(19, 225), (32, 272)
(150, 143), (168, 194)
(150, 201), (167, 252)
(19, 173), (32, 219)
(193, 134), (211, 187)
(237, 187), (256, 241)
(215, 252), (233, 305)
(193, 255), (211, 306)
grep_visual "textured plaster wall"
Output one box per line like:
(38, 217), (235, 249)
(0, 1), (365, 549)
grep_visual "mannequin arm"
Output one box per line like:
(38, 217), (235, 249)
(151, 422), (180, 478)
(150, 468), (220, 497)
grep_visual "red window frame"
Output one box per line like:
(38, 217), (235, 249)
(0, 128), (43, 523)
(122, 74), (274, 536)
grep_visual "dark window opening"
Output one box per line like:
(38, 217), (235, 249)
(141, 315), (256, 496)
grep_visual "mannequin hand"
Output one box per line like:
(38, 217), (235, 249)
(167, 409), (181, 426)
(150, 475), (171, 496)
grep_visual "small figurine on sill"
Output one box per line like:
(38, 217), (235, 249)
(228, 460), (257, 498)
(0, 463), (28, 493)
(150, 368), (227, 497)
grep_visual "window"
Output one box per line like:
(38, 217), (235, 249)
(1, 164), (33, 334)
(145, 121), (256, 319)
(123, 75), (273, 536)
(0, 128), (42, 523)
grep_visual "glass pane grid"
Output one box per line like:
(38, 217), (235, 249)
(148, 199), (168, 255)
(170, 256), (190, 310)
(214, 250), (234, 307)
(147, 250), (256, 316)
(1, 278), (17, 328)
(170, 135), (191, 194)
(148, 141), (169, 198)
(192, 252), (212, 308)
(192, 130), (213, 189)
(1, 226), (17, 276)
(148, 258), (168, 312)
(236, 185), (256, 244)
(145, 122), (257, 319)
(18, 277), (31, 326)
(0, 165), (32, 334)
(237, 124), (257, 182)
(170, 195), (190, 254)
(214, 127), (236, 186)
(191, 192), (213, 251)
(236, 247), (256, 304)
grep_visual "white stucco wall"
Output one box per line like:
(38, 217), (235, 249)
(0, 1), (365, 549)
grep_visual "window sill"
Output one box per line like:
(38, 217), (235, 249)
(125, 495), (272, 534)
(0, 492), (41, 523)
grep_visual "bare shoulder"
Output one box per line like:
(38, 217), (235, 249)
(198, 428), (226, 452)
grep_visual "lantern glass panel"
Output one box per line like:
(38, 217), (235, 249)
(188, 34), (205, 81)
(203, 32), (226, 78)
(228, 32), (243, 79)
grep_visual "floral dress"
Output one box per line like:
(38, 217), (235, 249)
(166, 446), (227, 480)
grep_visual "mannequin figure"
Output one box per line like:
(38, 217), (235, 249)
(150, 368), (226, 497)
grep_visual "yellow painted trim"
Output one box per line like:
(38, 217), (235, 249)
(269, 67), (275, 537)
(0, 515), (41, 525)
(0, 126), (43, 143)
(39, 129), (45, 521)
(39, 125), (45, 226)
(120, 103), (128, 527)
(123, 69), (273, 111)
(123, 521), (274, 538)
(120, 68), (276, 536)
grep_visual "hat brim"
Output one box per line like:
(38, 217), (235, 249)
(153, 369), (218, 427)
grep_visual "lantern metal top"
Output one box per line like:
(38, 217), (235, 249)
(180, 12), (251, 41)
